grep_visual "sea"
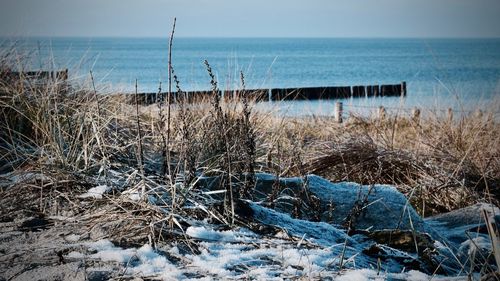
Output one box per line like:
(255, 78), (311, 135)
(4, 37), (500, 116)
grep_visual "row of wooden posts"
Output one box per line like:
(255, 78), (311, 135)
(1, 70), (70, 94)
(134, 82), (407, 105)
(2, 70), (69, 81)
(5, 71), (490, 124)
(333, 102), (484, 124)
(3, 71), (408, 106)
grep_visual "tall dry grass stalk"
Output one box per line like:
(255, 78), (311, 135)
(166, 17), (177, 182)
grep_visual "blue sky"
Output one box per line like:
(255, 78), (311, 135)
(1, 0), (500, 38)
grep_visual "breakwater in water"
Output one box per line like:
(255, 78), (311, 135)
(127, 82), (407, 105)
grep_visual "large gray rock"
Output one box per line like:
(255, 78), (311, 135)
(426, 203), (499, 246)
(425, 203), (499, 270)
(252, 173), (425, 233)
(200, 173), (499, 274)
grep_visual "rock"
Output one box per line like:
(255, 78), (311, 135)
(87, 270), (112, 281)
(251, 173), (425, 232)
(481, 272), (500, 281)
(368, 230), (434, 254)
(199, 173), (499, 275)
(246, 201), (356, 246)
(424, 203), (500, 273)
(19, 215), (51, 232)
(362, 244), (426, 272)
(425, 203), (499, 246)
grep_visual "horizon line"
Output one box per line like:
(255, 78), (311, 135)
(2, 35), (500, 40)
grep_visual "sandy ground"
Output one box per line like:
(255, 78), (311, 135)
(0, 173), (498, 280)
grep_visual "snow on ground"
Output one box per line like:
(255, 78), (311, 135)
(57, 174), (497, 280)
(459, 236), (492, 256)
(85, 240), (182, 279)
(62, 204), (478, 280)
(122, 188), (142, 201)
(87, 239), (137, 263)
(186, 225), (258, 242)
(64, 233), (81, 242)
(66, 236), (469, 280)
(186, 239), (344, 279)
(2, 172), (496, 280)
(335, 269), (468, 281)
(77, 185), (111, 199)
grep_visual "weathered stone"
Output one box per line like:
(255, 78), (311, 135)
(368, 230), (434, 253)
(250, 173), (425, 232)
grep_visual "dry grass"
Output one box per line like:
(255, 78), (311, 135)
(0, 44), (499, 246)
(255, 111), (499, 215)
(1, 40), (500, 280)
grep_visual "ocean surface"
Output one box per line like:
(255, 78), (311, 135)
(3, 37), (500, 115)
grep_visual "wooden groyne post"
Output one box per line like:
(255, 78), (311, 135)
(447, 108), (454, 123)
(335, 102), (343, 123)
(4, 69), (69, 81)
(2, 69), (70, 94)
(378, 106), (386, 120)
(412, 107), (421, 124)
(128, 81), (407, 105)
(352, 86), (366, 98)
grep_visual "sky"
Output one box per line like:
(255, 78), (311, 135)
(1, 0), (500, 38)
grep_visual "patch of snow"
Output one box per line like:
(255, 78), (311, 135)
(78, 185), (110, 199)
(122, 189), (141, 202)
(335, 269), (467, 281)
(186, 226), (256, 242)
(80, 228), (471, 280)
(87, 240), (136, 263)
(459, 236), (492, 256)
(65, 234), (80, 242)
(48, 215), (76, 222)
(85, 240), (181, 279)
(336, 269), (383, 281)
(168, 246), (179, 255)
(66, 251), (85, 259)
(405, 270), (431, 281)
(126, 244), (181, 279)
(245, 267), (281, 281)
(185, 238), (365, 280)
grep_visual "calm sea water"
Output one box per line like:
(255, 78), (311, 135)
(5, 37), (500, 115)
